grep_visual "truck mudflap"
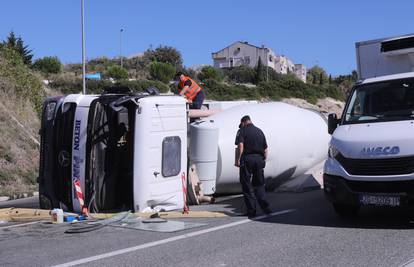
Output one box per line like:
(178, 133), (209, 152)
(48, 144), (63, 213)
(323, 174), (414, 207)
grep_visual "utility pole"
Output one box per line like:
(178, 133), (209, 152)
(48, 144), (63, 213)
(81, 0), (86, 94)
(120, 28), (123, 68)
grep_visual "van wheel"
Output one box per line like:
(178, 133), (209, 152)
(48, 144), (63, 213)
(333, 203), (360, 217)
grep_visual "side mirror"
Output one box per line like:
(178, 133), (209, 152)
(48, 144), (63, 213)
(328, 113), (339, 135)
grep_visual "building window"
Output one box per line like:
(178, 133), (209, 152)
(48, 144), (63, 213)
(269, 56), (273, 62)
(244, 56), (250, 64)
(234, 47), (241, 56)
(162, 136), (181, 177)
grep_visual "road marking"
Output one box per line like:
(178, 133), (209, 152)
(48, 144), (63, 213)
(0, 221), (40, 230)
(399, 258), (414, 267)
(52, 209), (295, 267)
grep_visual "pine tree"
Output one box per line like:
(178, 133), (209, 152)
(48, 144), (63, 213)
(2, 31), (33, 65)
(16, 38), (33, 65)
(255, 57), (264, 84)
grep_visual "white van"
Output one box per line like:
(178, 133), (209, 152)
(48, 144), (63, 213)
(324, 34), (414, 216)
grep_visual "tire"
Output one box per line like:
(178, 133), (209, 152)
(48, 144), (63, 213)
(333, 203), (360, 217)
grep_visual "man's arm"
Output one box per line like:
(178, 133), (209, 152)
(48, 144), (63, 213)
(235, 142), (244, 167)
(262, 131), (268, 160)
(179, 80), (192, 96)
(179, 86), (190, 96)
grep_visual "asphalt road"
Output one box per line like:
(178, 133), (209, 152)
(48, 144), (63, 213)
(1, 190), (414, 267)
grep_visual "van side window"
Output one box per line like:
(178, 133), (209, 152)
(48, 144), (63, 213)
(162, 136), (181, 177)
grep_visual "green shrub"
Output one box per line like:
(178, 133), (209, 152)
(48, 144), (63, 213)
(203, 79), (260, 100)
(85, 80), (114, 94)
(105, 65), (128, 80)
(143, 46), (183, 68)
(198, 66), (223, 82)
(202, 73), (345, 104)
(0, 47), (45, 115)
(223, 65), (256, 83)
(87, 57), (115, 73)
(181, 68), (197, 79)
(116, 79), (170, 93)
(149, 62), (176, 83)
(49, 73), (82, 94)
(322, 84), (346, 101)
(33, 56), (62, 76)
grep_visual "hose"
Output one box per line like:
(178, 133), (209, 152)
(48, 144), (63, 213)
(65, 211), (131, 234)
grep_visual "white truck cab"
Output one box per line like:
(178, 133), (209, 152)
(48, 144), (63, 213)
(39, 88), (187, 213)
(324, 34), (414, 216)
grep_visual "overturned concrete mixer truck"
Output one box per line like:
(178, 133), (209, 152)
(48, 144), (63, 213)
(189, 102), (330, 195)
(39, 89), (187, 213)
(38, 88), (329, 213)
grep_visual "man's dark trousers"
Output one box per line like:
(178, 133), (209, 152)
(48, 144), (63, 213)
(240, 154), (269, 216)
(189, 90), (205, 109)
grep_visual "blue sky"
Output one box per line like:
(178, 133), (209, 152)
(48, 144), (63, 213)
(1, 0), (413, 75)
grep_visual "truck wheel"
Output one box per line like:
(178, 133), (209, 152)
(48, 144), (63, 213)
(333, 203), (360, 217)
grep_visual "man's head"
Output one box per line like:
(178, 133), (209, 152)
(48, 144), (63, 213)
(174, 72), (185, 82)
(240, 115), (251, 127)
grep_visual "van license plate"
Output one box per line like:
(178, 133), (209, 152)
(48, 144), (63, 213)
(359, 194), (400, 207)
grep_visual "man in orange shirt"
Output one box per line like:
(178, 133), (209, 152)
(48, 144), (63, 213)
(173, 72), (205, 109)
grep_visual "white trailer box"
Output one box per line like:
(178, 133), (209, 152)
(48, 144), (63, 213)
(356, 33), (414, 80)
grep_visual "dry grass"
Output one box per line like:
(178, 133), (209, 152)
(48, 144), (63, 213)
(0, 86), (40, 196)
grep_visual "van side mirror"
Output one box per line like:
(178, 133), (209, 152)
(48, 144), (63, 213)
(328, 113), (339, 135)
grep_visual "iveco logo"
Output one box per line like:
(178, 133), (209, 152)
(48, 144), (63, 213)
(361, 146), (400, 156)
(58, 151), (70, 167)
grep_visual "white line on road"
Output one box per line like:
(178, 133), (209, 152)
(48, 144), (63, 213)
(52, 209), (295, 267)
(0, 221), (40, 230)
(399, 258), (414, 267)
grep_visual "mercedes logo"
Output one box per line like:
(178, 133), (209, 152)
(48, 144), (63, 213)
(58, 151), (70, 167)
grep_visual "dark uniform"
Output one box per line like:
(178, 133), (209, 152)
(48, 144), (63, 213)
(237, 123), (270, 217)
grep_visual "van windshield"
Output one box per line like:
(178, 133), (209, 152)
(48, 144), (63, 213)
(344, 78), (414, 124)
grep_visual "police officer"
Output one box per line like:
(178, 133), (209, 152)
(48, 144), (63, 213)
(235, 115), (271, 218)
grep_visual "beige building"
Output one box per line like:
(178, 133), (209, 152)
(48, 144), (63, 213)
(294, 64), (307, 83)
(212, 41), (306, 83)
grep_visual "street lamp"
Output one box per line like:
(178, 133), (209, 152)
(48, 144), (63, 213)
(120, 28), (124, 68)
(81, 0), (86, 94)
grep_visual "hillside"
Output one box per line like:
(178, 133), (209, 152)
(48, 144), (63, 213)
(0, 47), (44, 197)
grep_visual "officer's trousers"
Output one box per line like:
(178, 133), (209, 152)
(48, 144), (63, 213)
(239, 154), (269, 216)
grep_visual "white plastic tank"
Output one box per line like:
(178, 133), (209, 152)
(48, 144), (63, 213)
(192, 102), (330, 194)
(189, 120), (219, 195)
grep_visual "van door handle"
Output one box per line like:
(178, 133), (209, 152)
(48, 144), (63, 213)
(153, 171), (160, 177)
